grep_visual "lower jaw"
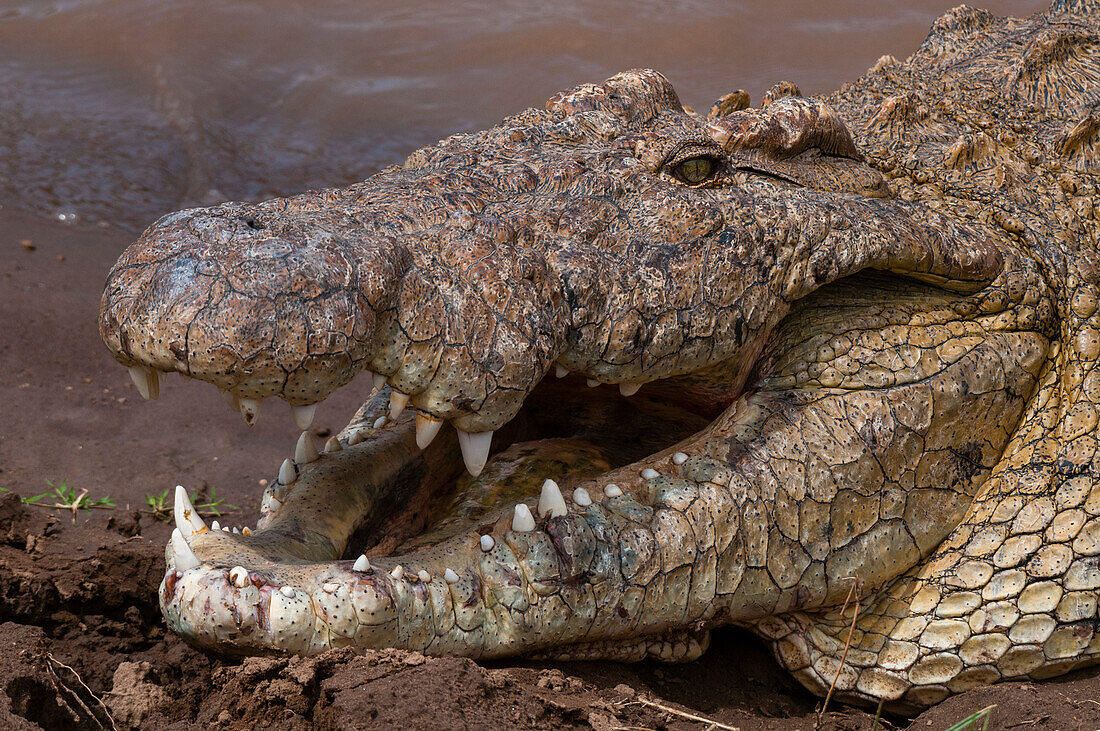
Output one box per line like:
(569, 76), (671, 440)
(161, 373), (734, 657)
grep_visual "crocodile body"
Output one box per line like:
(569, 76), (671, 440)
(99, 1), (1100, 710)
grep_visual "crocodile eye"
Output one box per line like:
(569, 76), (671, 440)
(673, 156), (719, 185)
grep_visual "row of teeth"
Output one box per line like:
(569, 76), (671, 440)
(170, 450), (690, 590)
(128, 365), (647, 478)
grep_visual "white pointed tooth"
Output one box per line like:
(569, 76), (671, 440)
(480, 534), (495, 551)
(229, 566), (250, 588)
(372, 415), (387, 429)
(174, 485), (207, 537)
(373, 372), (387, 393)
(641, 468), (660, 480)
(292, 403), (317, 431)
(457, 429), (493, 477)
(586, 378), (600, 388)
(555, 365), (569, 378)
(389, 390), (409, 420)
(444, 568), (460, 584)
(279, 586), (295, 598)
(417, 569), (431, 583)
(572, 487), (593, 507)
(415, 412), (444, 450)
(352, 554), (371, 572)
(128, 365), (155, 400)
(211, 520), (220, 531)
(672, 452), (688, 465)
(232, 527), (240, 534)
(324, 437), (342, 453)
(221, 389), (240, 410)
(604, 483), (623, 498)
(511, 503), (536, 532)
(390, 565), (404, 579)
(170, 528), (200, 571)
(278, 458), (298, 486)
(348, 428), (367, 445)
(221, 526), (229, 532)
(619, 382), (642, 397)
(239, 397), (260, 426)
(295, 432), (319, 464)
(538, 479), (567, 518)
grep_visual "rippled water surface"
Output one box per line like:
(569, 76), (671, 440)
(0, 0), (1043, 231)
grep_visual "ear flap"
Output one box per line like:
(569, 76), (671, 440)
(706, 96), (887, 197)
(707, 96), (863, 161)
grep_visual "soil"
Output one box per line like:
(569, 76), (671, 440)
(1, 213), (1098, 731)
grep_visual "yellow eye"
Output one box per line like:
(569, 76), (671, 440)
(674, 156), (718, 185)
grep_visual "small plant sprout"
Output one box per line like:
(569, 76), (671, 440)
(944, 705), (995, 731)
(19, 480), (116, 523)
(145, 486), (237, 523)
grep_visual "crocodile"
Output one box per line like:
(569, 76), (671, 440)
(98, 0), (1100, 711)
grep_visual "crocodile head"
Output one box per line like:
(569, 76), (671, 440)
(98, 69), (1052, 690)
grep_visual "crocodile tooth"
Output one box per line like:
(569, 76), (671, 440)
(220, 389), (240, 410)
(229, 566), (249, 588)
(373, 372), (387, 392)
(572, 487), (593, 506)
(672, 452), (688, 465)
(417, 570), (431, 583)
(232, 527), (240, 534)
(278, 458), (298, 486)
(211, 520), (220, 531)
(555, 365), (569, 378)
(372, 415), (387, 429)
(242, 527), (252, 536)
(322, 582), (338, 594)
(415, 412), (444, 449)
(170, 528), (200, 571)
(586, 378), (600, 388)
(619, 382), (642, 397)
(457, 429), (493, 477)
(292, 403), (317, 431)
(604, 484), (623, 497)
(348, 428), (367, 445)
(279, 586), (295, 597)
(352, 554), (371, 572)
(641, 467), (660, 479)
(323, 437), (342, 453)
(174, 485), (207, 537)
(239, 397), (261, 426)
(480, 534), (495, 551)
(295, 431), (319, 464)
(444, 568), (460, 584)
(221, 526), (229, 532)
(390, 565), (404, 579)
(511, 503), (536, 532)
(128, 365), (160, 400)
(538, 479), (567, 518)
(389, 390), (409, 419)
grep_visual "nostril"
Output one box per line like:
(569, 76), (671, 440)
(244, 218), (264, 230)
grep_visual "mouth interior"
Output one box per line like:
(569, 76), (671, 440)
(344, 373), (728, 558)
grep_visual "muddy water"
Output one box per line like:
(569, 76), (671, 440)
(0, 0), (1042, 232)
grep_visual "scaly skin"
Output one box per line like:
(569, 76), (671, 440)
(98, 0), (1100, 711)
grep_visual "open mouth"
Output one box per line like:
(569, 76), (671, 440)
(97, 68), (1043, 662)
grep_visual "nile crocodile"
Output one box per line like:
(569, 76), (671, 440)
(99, 1), (1100, 710)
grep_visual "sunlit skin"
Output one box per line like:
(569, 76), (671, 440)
(100, 1), (1100, 711)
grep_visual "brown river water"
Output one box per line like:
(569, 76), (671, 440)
(0, 0), (1043, 233)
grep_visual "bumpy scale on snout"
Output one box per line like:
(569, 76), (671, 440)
(104, 0), (1100, 711)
